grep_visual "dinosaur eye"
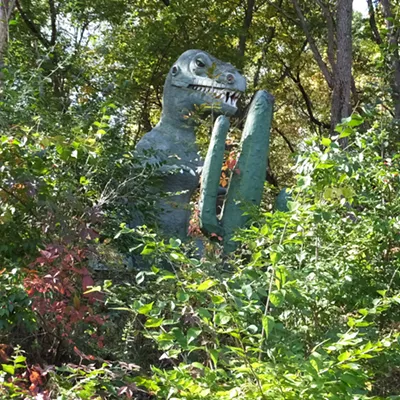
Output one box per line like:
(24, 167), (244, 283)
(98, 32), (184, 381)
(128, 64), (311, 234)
(195, 59), (206, 68)
(171, 65), (179, 75)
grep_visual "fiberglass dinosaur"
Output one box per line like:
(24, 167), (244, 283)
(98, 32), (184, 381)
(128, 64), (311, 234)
(135, 49), (274, 251)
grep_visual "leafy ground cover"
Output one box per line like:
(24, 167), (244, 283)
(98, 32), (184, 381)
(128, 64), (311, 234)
(2, 113), (400, 399)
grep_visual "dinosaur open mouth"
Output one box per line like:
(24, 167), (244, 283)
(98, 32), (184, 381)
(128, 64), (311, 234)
(188, 84), (242, 108)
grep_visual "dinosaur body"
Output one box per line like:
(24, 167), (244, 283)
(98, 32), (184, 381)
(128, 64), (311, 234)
(136, 50), (246, 239)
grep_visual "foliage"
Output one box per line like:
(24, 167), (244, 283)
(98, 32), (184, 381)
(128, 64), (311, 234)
(60, 114), (400, 399)
(23, 245), (107, 357)
(0, 268), (34, 332)
(1, 0), (400, 398)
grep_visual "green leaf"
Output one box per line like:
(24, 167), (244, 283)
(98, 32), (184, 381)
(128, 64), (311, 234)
(177, 291), (189, 302)
(80, 176), (89, 185)
(2, 364), (15, 374)
(169, 238), (181, 248)
(209, 349), (219, 367)
(261, 225), (269, 235)
(198, 308), (212, 320)
(270, 252), (281, 265)
(211, 295), (225, 304)
(141, 245), (155, 255)
(321, 137), (331, 147)
(13, 356), (26, 363)
(316, 162), (335, 169)
(145, 317), (164, 328)
(215, 313), (231, 325)
(269, 291), (284, 307)
(138, 302), (154, 315)
(197, 279), (217, 291)
(262, 315), (275, 339)
(340, 372), (359, 385)
(310, 359), (319, 372)
(172, 328), (187, 348)
(338, 351), (351, 362)
(340, 128), (354, 138)
(191, 362), (205, 370)
(187, 328), (202, 344)
(347, 113), (364, 127)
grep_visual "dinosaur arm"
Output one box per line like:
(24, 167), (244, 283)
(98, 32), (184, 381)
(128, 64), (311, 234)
(199, 115), (230, 237)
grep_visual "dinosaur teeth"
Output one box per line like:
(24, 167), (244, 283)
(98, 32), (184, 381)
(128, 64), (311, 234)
(189, 84), (240, 107)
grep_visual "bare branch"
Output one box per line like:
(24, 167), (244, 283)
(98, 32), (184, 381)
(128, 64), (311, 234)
(48, 0), (57, 45)
(291, 0), (333, 88)
(274, 127), (296, 153)
(367, 0), (382, 44)
(16, 0), (51, 48)
(253, 26), (276, 87)
(266, 159), (279, 187)
(381, 0), (400, 118)
(7, 0), (16, 20)
(316, 0), (337, 73)
(264, 0), (297, 23)
(238, 0), (255, 61)
(284, 63), (330, 129)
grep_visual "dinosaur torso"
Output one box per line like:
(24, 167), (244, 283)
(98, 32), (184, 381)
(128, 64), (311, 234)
(136, 49), (246, 239)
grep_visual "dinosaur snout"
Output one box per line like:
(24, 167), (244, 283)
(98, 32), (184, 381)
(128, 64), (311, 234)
(221, 72), (246, 93)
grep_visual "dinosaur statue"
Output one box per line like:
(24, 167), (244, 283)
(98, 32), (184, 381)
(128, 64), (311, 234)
(136, 49), (274, 251)
(136, 49), (246, 240)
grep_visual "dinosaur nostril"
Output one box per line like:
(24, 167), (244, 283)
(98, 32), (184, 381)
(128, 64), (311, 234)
(226, 73), (235, 84)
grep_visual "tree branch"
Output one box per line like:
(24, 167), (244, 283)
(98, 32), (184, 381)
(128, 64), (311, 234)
(266, 159), (279, 187)
(48, 0), (57, 45)
(285, 64), (330, 129)
(7, 0), (16, 20)
(0, 184), (39, 219)
(316, 0), (337, 73)
(264, 0), (297, 23)
(253, 26), (276, 87)
(367, 0), (382, 44)
(274, 127), (295, 153)
(238, 0), (256, 62)
(16, 0), (50, 48)
(380, 0), (400, 118)
(291, 0), (333, 88)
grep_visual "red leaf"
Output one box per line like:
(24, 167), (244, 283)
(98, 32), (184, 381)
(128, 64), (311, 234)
(82, 275), (94, 292)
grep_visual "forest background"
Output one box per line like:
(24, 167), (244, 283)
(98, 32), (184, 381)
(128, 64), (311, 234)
(1, 0), (400, 399)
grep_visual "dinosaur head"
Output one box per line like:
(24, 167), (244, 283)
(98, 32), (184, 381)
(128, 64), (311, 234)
(161, 50), (246, 123)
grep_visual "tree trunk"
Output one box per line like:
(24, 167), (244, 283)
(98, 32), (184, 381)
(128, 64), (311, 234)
(330, 0), (353, 142)
(381, 0), (400, 119)
(0, 1), (8, 74)
(291, 0), (354, 146)
(238, 0), (255, 68)
(0, 0), (15, 84)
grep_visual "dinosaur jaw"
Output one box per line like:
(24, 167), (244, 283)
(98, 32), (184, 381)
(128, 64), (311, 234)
(188, 84), (242, 109)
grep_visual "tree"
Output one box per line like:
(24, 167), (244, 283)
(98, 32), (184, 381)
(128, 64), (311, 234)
(0, 0), (15, 84)
(368, 0), (400, 119)
(291, 0), (354, 143)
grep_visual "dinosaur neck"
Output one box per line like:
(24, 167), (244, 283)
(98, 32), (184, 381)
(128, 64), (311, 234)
(157, 109), (197, 143)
